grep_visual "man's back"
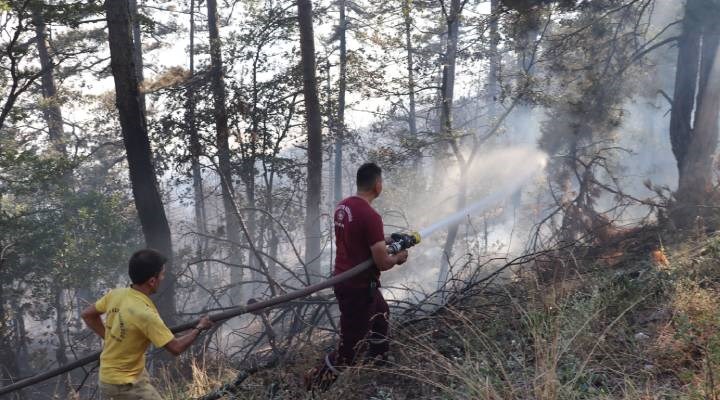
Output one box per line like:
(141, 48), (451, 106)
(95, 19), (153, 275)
(334, 196), (385, 287)
(95, 287), (173, 384)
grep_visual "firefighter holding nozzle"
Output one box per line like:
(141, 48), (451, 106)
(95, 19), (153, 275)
(306, 162), (418, 390)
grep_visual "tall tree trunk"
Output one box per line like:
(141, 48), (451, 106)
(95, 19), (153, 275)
(186, 0), (208, 284)
(403, 0), (419, 165)
(0, 284), (20, 387)
(669, 0), (701, 184)
(509, 11), (539, 212)
(438, 167), (466, 290)
(104, 0), (176, 322)
(206, 0), (243, 300)
(264, 171), (279, 283)
(334, 0), (347, 204)
(128, 0), (145, 111)
(245, 172), (258, 295)
(32, 0), (76, 230)
(438, 0), (459, 147)
(671, 0), (720, 228)
(676, 40), (720, 223)
(31, 2), (64, 154)
(9, 294), (30, 377)
(268, 229), (279, 282)
(53, 288), (68, 366)
(247, 50), (262, 297)
(326, 58), (335, 207)
(297, 0), (323, 283)
(696, 34), (720, 115)
(487, 0), (500, 120)
(32, 7), (78, 374)
(325, 60), (336, 270)
(437, 0), (462, 290)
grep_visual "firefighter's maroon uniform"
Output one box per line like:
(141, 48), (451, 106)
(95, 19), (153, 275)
(332, 195), (389, 363)
(305, 195), (390, 389)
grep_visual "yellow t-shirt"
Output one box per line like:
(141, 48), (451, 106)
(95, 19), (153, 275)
(95, 287), (175, 384)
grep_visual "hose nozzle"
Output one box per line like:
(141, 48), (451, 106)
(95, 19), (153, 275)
(388, 231), (421, 254)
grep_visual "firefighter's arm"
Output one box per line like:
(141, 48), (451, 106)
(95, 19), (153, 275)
(81, 305), (105, 340)
(371, 241), (408, 271)
(164, 330), (200, 356)
(164, 315), (213, 356)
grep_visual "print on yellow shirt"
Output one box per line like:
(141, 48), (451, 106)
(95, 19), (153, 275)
(95, 287), (174, 385)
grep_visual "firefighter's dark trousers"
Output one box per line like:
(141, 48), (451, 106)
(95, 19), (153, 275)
(332, 284), (390, 365)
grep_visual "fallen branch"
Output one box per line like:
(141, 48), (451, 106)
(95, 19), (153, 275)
(0, 258), (377, 397)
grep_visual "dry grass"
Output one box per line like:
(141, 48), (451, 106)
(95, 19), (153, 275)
(154, 353), (238, 400)
(186, 356), (238, 397)
(166, 234), (720, 400)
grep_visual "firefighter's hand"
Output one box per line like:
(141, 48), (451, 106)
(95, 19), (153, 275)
(196, 315), (214, 331)
(396, 249), (409, 265)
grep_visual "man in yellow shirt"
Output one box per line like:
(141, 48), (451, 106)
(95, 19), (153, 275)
(82, 249), (212, 399)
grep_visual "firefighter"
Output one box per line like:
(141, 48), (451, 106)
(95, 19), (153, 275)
(82, 249), (213, 400)
(305, 162), (409, 390)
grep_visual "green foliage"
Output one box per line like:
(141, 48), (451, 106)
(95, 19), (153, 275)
(0, 144), (73, 194)
(38, 0), (104, 28)
(0, 126), (142, 376)
(1, 181), (142, 292)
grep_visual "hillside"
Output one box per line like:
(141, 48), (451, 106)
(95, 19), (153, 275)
(167, 229), (720, 400)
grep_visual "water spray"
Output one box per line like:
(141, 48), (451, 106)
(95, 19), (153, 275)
(392, 149), (548, 249)
(387, 173), (535, 255)
(420, 176), (535, 239)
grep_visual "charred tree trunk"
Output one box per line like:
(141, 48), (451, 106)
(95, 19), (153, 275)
(206, 0), (244, 299)
(268, 229), (280, 282)
(326, 59), (336, 211)
(128, 0), (145, 111)
(31, 2), (64, 154)
(403, 0), (419, 165)
(246, 50), (262, 296)
(186, 0), (208, 283)
(438, 0), (459, 147)
(669, 0), (701, 176)
(334, 0), (347, 204)
(53, 288), (68, 366)
(263, 157), (280, 284)
(671, 0), (720, 228)
(32, 0), (74, 185)
(297, 0), (323, 283)
(0, 284), (20, 389)
(487, 0), (500, 120)
(438, 168), (467, 289)
(676, 42), (720, 223)
(437, 0), (462, 290)
(9, 294), (30, 378)
(32, 8), (75, 378)
(509, 10), (539, 212)
(245, 169), (258, 294)
(104, 0), (176, 322)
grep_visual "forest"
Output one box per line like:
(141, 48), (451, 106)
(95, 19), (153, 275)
(1, 0), (720, 398)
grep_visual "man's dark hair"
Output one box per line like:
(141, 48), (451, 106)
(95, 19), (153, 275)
(128, 249), (167, 284)
(356, 162), (382, 192)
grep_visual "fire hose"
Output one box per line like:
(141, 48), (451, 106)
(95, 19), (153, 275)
(0, 232), (420, 397)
